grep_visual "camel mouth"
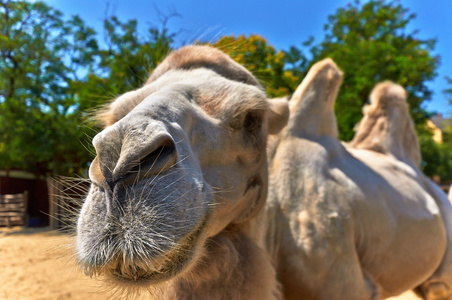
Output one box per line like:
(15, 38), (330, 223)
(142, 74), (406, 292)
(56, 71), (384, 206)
(77, 162), (213, 288)
(102, 215), (207, 285)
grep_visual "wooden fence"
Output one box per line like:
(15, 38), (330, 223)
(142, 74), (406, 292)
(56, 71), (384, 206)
(47, 177), (89, 230)
(0, 191), (28, 228)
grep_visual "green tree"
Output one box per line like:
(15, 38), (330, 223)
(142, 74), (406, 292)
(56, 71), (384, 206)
(283, 37), (314, 82)
(0, 1), (177, 176)
(290, 0), (439, 141)
(0, 0), (99, 176)
(78, 15), (176, 111)
(445, 76), (452, 104)
(210, 34), (300, 97)
(419, 131), (452, 183)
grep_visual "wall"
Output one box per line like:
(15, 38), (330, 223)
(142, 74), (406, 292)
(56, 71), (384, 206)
(0, 171), (49, 226)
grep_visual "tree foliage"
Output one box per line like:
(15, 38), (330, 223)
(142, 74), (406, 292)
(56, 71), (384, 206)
(0, 0), (99, 175)
(419, 131), (452, 182)
(445, 76), (452, 105)
(0, 0), (447, 182)
(0, 0), (175, 176)
(78, 15), (175, 110)
(288, 0), (439, 141)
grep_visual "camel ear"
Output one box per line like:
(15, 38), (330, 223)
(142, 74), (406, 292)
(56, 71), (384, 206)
(267, 98), (289, 135)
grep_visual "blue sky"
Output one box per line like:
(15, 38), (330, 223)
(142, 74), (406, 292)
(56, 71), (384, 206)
(45, 0), (452, 115)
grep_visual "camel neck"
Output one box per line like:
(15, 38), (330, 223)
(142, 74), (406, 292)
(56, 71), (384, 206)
(286, 109), (338, 138)
(163, 230), (280, 299)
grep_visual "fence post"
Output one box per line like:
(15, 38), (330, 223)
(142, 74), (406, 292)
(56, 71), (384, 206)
(47, 177), (60, 230)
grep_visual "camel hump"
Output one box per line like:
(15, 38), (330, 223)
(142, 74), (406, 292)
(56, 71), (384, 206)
(350, 81), (421, 166)
(287, 58), (343, 138)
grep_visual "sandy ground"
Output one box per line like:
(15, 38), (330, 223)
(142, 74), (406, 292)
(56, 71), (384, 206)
(0, 227), (422, 300)
(0, 227), (104, 300)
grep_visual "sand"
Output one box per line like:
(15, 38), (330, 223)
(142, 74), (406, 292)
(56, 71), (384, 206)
(0, 227), (104, 300)
(0, 227), (422, 300)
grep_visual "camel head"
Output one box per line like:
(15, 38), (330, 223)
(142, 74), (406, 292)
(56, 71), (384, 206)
(76, 46), (289, 287)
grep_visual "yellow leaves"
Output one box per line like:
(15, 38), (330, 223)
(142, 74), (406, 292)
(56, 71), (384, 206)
(234, 54), (244, 64)
(283, 70), (300, 87)
(274, 51), (285, 65)
(267, 86), (290, 98)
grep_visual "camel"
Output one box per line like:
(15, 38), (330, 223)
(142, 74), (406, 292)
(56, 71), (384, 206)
(76, 45), (452, 299)
(265, 58), (452, 299)
(76, 45), (290, 299)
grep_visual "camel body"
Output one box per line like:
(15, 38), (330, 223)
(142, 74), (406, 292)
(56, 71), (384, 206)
(267, 136), (452, 299)
(265, 59), (452, 299)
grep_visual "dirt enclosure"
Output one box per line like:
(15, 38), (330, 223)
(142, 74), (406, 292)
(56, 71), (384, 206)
(0, 227), (421, 300)
(0, 228), (102, 300)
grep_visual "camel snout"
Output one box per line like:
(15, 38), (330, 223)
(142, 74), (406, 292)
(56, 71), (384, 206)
(89, 123), (177, 189)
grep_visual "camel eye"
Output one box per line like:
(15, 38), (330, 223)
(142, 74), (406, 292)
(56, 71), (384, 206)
(243, 111), (262, 134)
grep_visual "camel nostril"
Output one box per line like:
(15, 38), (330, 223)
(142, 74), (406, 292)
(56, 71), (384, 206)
(129, 142), (176, 176)
(113, 136), (177, 185)
(92, 124), (178, 185)
(107, 181), (116, 192)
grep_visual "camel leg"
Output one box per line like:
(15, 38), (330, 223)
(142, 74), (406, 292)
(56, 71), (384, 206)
(312, 262), (381, 300)
(414, 183), (452, 300)
(278, 238), (381, 300)
(415, 282), (452, 300)
(415, 246), (452, 300)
